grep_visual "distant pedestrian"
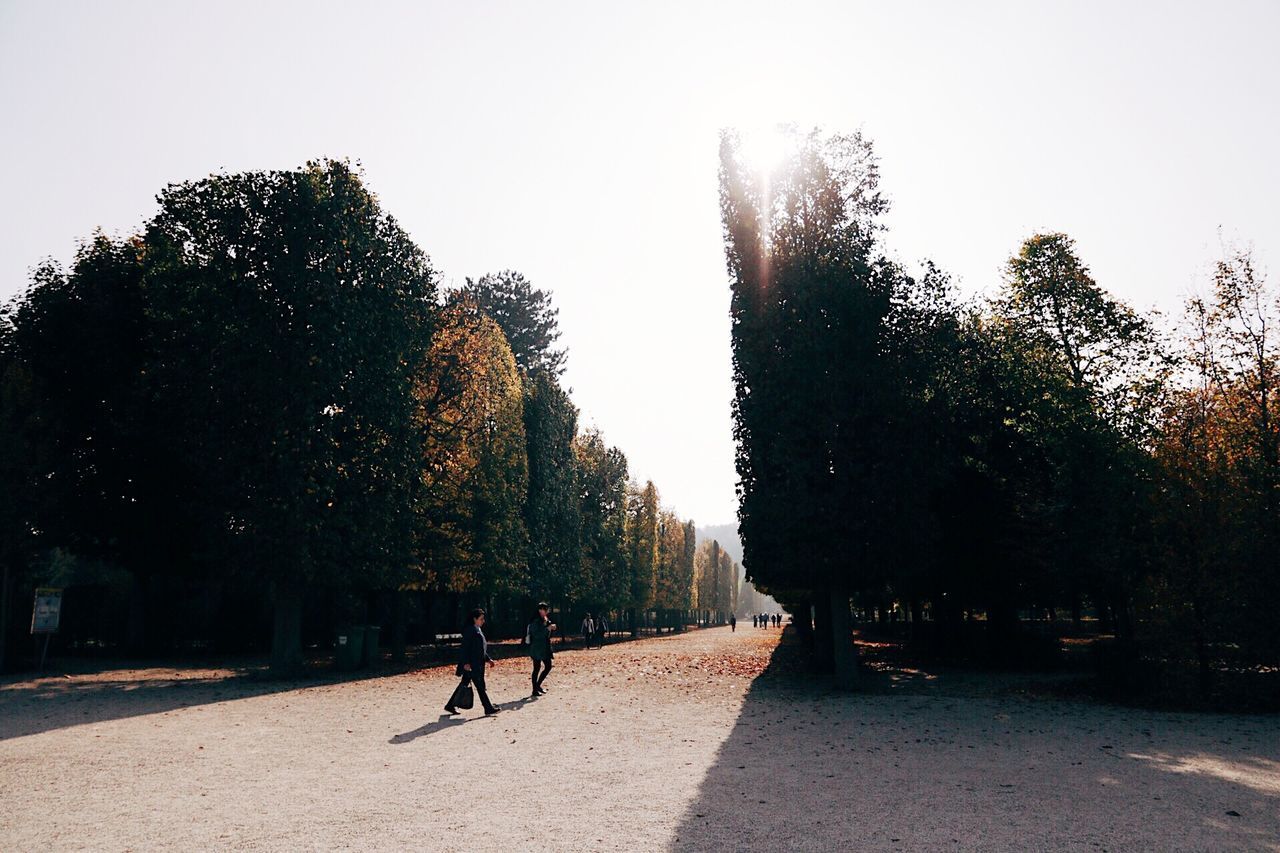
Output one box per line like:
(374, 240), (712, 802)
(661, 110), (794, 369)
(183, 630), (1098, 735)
(752, 615), (758, 628)
(729, 614), (737, 632)
(527, 603), (556, 697)
(595, 614), (609, 647)
(581, 613), (596, 649)
(445, 607), (499, 717)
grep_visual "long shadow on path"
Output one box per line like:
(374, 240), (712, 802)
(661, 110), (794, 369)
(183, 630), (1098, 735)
(0, 636), (614, 742)
(672, 632), (1280, 851)
(388, 695), (538, 744)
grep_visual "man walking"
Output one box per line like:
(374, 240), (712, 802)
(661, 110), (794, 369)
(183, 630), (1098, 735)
(581, 612), (596, 649)
(729, 614), (737, 632)
(445, 608), (500, 717)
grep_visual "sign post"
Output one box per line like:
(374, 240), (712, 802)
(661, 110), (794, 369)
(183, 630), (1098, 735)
(30, 588), (62, 670)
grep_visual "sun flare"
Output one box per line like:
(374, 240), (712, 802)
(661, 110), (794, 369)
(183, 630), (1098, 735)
(737, 125), (799, 176)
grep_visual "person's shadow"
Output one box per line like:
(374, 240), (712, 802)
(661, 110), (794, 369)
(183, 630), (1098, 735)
(389, 714), (466, 744)
(389, 696), (537, 744)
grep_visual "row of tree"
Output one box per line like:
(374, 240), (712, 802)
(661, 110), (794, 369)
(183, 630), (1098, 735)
(721, 128), (1277, 695)
(0, 161), (730, 672)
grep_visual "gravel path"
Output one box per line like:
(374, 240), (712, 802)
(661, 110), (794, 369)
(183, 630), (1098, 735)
(1, 627), (1278, 851)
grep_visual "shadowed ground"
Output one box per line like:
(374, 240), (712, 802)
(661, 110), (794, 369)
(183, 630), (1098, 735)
(674, 632), (1280, 851)
(1, 627), (1277, 851)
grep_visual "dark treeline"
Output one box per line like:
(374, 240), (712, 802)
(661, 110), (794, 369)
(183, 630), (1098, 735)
(721, 128), (1278, 702)
(0, 161), (730, 673)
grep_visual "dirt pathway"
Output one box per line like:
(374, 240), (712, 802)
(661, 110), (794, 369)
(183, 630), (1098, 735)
(2, 627), (1278, 851)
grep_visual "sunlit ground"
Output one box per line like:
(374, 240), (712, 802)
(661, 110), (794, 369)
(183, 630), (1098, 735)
(2, 628), (1278, 851)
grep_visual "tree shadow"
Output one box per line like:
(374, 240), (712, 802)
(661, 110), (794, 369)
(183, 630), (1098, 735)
(0, 633), (578, 743)
(0, 631), (654, 742)
(0, 659), (429, 741)
(672, 632), (1280, 851)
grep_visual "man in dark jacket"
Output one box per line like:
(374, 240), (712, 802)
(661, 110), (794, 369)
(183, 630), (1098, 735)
(446, 608), (500, 716)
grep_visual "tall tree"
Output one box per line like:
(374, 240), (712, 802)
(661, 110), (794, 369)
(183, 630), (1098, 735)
(720, 127), (895, 685)
(413, 297), (527, 600)
(680, 519), (698, 613)
(142, 160), (436, 671)
(695, 538), (722, 613)
(574, 428), (630, 610)
(625, 480), (660, 628)
(655, 509), (682, 610)
(718, 549), (737, 618)
(0, 309), (43, 670)
(994, 234), (1168, 637)
(461, 271), (567, 376)
(523, 371), (582, 603)
(999, 233), (1168, 441)
(5, 235), (189, 652)
(1157, 247), (1280, 678)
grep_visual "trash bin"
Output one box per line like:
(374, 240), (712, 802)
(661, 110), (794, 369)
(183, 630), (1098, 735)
(361, 625), (381, 667)
(335, 626), (364, 671)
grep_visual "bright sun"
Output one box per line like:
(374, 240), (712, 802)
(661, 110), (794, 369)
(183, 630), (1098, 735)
(738, 125), (798, 176)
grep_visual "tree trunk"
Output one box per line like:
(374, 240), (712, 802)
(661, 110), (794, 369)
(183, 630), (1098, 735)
(1116, 593), (1134, 641)
(127, 572), (148, 655)
(830, 587), (858, 690)
(0, 562), (10, 673)
(1098, 601), (1113, 634)
(422, 589), (436, 644)
(390, 589), (406, 662)
(812, 589), (833, 672)
(270, 581), (304, 674)
(1192, 599), (1213, 699)
(791, 600), (813, 646)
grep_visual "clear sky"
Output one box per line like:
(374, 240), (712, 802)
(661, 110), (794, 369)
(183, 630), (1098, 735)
(2, 1), (1277, 525)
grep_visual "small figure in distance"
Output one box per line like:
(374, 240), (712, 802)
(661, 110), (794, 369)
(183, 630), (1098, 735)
(581, 612), (596, 650)
(445, 607), (499, 717)
(527, 603), (556, 697)
(752, 614), (758, 629)
(594, 613), (608, 648)
(729, 613), (737, 632)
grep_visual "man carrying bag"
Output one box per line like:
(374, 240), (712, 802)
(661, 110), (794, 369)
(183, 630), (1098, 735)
(445, 608), (500, 717)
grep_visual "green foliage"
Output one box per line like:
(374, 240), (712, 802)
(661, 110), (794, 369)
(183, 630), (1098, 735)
(7, 236), (173, 575)
(461, 270), (567, 376)
(719, 126), (1277, 695)
(413, 298), (527, 596)
(142, 161), (436, 598)
(574, 428), (631, 609)
(523, 371), (582, 603)
(3, 160), (705, 669)
(625, 480), (659, 610)
(721, 127), (901, 609)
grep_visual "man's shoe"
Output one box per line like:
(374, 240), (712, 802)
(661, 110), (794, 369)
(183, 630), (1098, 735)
(484, 707), (501, 716)
(534, 686), (547, 696)
(444, 705), (457, 715)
